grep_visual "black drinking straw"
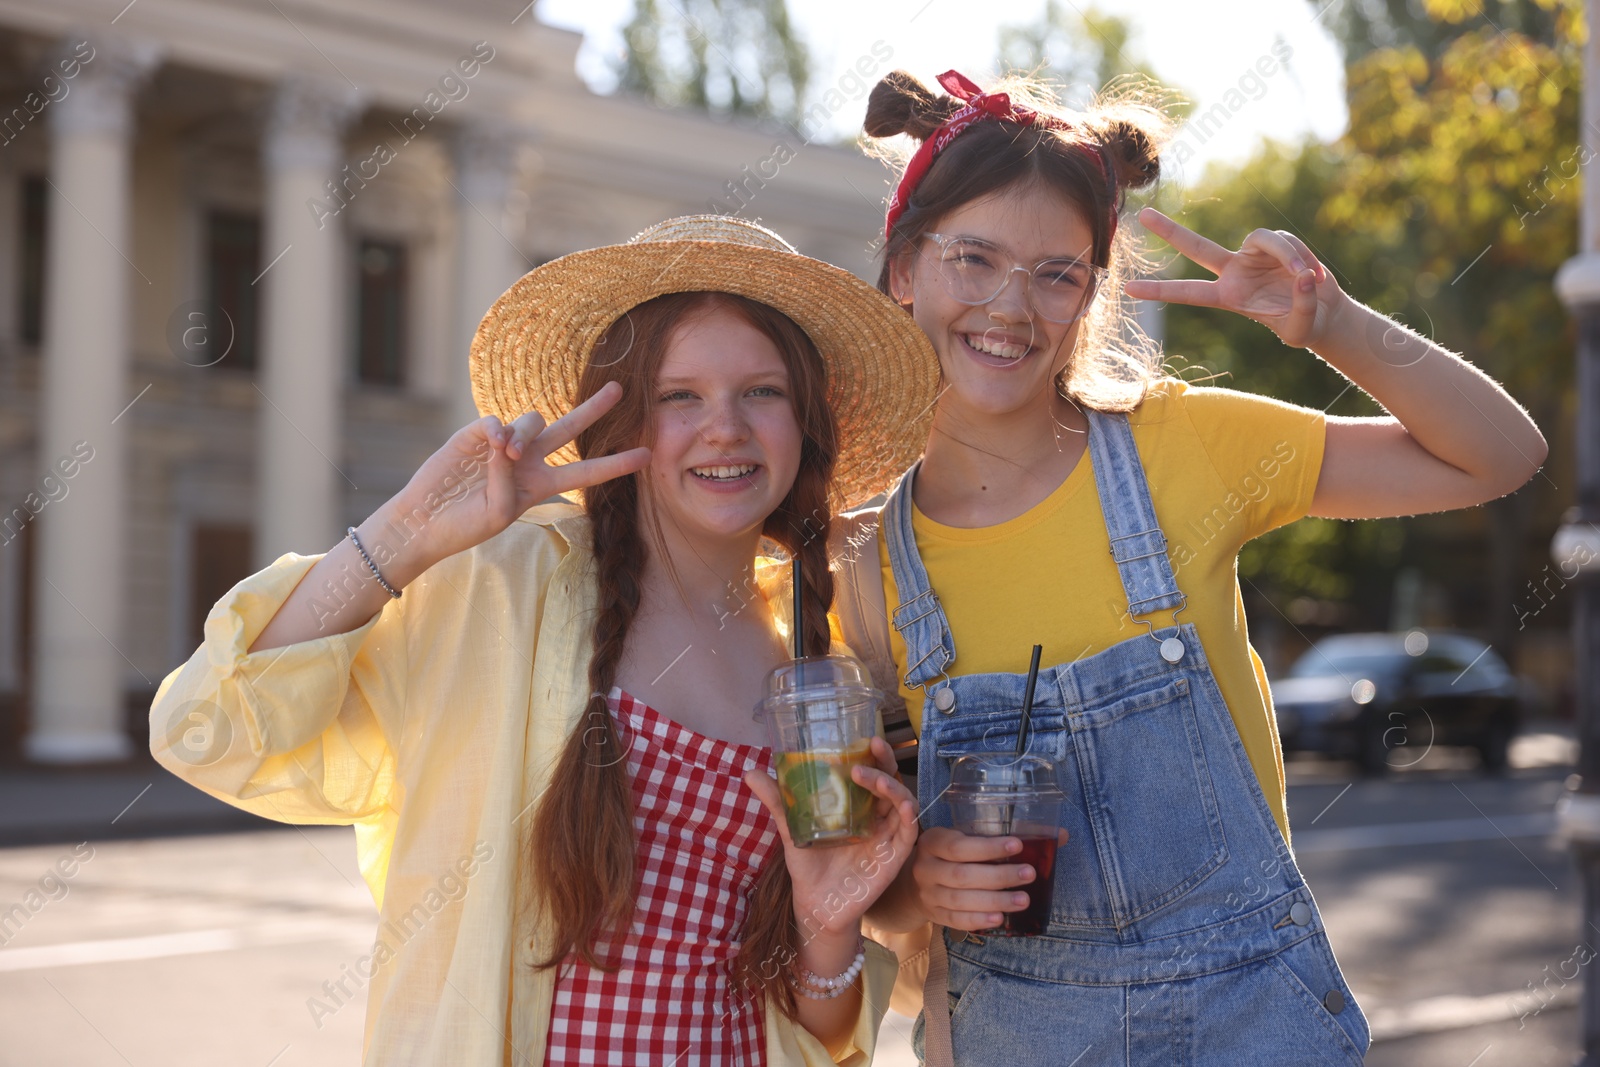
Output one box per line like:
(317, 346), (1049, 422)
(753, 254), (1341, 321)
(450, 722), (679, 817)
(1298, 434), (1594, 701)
(792, 555), (808, 747)
(791, 555), (804, 659)
(1004, 644), (1045, 838)
(1014, 645), (1044, 756)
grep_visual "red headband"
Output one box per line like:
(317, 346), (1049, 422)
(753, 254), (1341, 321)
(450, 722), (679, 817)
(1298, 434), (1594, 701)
(883, 70), (1120, 246)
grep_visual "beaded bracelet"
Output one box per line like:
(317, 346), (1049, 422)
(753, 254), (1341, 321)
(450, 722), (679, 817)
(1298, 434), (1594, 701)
(347, 527), (401, 599)
(787, 940), (866, 1001)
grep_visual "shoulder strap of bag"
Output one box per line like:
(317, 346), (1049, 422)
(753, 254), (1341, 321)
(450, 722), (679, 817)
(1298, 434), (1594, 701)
(833, 508), (943, 1042)
(829, 508), (917, 776)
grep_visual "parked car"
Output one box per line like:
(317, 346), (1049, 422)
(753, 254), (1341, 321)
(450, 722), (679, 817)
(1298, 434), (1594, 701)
(1270, 631), (1522, 775)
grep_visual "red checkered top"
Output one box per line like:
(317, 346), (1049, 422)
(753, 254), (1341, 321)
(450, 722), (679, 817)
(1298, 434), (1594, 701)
(543, 688), (779, 1065)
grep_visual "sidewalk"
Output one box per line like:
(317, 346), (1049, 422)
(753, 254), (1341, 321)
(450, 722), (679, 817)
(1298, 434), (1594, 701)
(0, 755), (272, 847)
(0, 719), (1578, 849)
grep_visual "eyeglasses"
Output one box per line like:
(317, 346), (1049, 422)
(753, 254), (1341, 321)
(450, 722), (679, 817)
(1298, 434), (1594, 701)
(920, 233), (1106, 324)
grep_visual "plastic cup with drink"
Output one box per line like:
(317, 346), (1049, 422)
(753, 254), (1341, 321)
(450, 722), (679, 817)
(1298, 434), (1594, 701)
(944, 644), (1067, 936)
(946, 752), (1065, 935)
(753, 555), (884, 848)
(755, 653), (883, 848)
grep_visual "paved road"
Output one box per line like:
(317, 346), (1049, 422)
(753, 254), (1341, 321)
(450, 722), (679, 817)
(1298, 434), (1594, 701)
(0, 728), (1581, 1065)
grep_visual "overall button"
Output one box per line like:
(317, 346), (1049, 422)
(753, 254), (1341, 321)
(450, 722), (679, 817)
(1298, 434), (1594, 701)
(1323, 989), (1346, 1015)
(1289, 902), (1313, 926)
(1159, 637), (1185, 663)
(933, 688), (957, 714)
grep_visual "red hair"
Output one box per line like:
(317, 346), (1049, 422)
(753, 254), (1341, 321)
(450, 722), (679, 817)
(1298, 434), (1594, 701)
(525, 291), (837, 1018)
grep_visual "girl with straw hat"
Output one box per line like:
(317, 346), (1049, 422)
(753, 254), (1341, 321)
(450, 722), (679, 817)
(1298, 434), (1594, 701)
(150, 215), (940, 1065)
(833, 70), (1547, 1065)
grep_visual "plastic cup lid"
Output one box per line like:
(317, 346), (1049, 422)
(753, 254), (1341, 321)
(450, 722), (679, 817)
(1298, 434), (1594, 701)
(945, 753), (1064, 796)
(753, 653), (882, 720)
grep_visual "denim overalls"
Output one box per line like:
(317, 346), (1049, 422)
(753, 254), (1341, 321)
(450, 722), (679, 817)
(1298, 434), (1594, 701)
(887, 410), (1369, 1066)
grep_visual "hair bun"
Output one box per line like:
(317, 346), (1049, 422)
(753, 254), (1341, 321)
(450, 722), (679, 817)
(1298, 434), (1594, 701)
(1099, 115), (1162, 192)
(864, 70), (965, 142)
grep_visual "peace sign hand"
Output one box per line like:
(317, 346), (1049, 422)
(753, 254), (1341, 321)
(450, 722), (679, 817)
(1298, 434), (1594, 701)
(380, 381), (650, 571)
(1123, 207), (1346, 349)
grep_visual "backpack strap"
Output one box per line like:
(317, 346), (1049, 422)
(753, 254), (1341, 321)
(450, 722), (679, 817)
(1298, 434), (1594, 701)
(829, 506), (918, 777)
(834, 506), (937, 1030)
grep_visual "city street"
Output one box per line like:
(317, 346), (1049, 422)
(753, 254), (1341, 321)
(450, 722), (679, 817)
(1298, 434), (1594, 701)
(0, 727), (1581, 1066)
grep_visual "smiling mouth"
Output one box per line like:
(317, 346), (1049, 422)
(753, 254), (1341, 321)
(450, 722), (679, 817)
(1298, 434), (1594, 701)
(690, 464), (759, 482)
(960, 332), (1033, 361)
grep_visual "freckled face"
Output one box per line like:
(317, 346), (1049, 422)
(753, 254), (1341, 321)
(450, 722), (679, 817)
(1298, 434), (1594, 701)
(890, 185), (1096, 421)
(644, 306), (803, 543)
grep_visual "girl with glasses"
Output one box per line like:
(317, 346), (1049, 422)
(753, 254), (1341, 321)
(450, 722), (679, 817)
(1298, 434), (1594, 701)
(838, 70), (1545, 1066)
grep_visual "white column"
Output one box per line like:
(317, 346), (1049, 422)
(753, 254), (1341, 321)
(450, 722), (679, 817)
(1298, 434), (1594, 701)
(254, 77), (360, 569)
(449, 119), (527, 432)
(26, 36), (159, 763)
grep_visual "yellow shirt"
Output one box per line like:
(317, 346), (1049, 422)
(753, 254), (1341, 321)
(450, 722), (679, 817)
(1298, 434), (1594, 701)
(880, 379), (1325, 841)
(150, 503), (896, 1067)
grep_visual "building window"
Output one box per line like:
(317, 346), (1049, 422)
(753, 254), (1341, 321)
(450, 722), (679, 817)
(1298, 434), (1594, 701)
(205, 212), (261, 370)
(19, 176), (46, 345)
(356, 240), (406, 386)
(189, 524), (253, 650)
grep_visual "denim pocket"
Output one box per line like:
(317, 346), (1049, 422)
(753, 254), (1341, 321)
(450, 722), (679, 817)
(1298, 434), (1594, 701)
(943, 964), (1122, 1067)
(1265, 934), (1370, 1059)
(930, 702), (1118, 927)
(931, 708), (1068, 761)
(1068, 674), (1229, 925)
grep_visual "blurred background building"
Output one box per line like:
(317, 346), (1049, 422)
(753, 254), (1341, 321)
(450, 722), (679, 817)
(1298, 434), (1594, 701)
(0, 0), (892, 763)
(0, 0), (1582, 767)
(0, 3), (1587, 1065)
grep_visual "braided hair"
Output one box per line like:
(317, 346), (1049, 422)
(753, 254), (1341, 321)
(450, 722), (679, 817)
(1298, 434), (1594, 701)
(526, 291), (837, 1020)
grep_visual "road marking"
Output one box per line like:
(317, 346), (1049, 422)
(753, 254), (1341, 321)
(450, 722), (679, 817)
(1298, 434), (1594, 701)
(1454, 783), (1562, 891)
(0, 918), (370, 973)
(1294, 812), (1557, 853)
(1367, 985), (1573, 1042)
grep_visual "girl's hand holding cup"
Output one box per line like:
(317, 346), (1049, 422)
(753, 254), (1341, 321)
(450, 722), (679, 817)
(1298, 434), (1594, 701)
(906, 825), (1070, 933)
(744, 736), (920, 939)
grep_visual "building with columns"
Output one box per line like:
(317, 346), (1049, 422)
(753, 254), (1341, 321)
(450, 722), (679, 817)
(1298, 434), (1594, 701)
(0, 0), (897, 763)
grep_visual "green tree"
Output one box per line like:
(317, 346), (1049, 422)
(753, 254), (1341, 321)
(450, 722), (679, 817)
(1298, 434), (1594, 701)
(1164, 17), (1581, 663)
(1325, 24), (1578, 656)
(1163, 141), (1410, 639)
(997, 1), (1164, 104)
(615, 0), (809, 126)
(1327, 0), (1576, 63)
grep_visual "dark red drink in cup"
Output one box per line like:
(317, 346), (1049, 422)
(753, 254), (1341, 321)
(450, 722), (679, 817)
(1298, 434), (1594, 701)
(983, 835), (1058, 936)
(946, 753), (1065, 937)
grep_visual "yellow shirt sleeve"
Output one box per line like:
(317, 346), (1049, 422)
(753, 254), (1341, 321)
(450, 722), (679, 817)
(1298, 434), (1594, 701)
(1176, 383), (1327, 541)
(150, 552), (404, 824)
(150, 552), (407, 905)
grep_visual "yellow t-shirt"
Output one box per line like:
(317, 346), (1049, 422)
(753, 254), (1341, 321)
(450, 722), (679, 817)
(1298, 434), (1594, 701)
(879, 378), (1325, 841)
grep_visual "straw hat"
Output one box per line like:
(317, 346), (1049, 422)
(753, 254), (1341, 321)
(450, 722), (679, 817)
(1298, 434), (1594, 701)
(469, 215), (939, 508)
